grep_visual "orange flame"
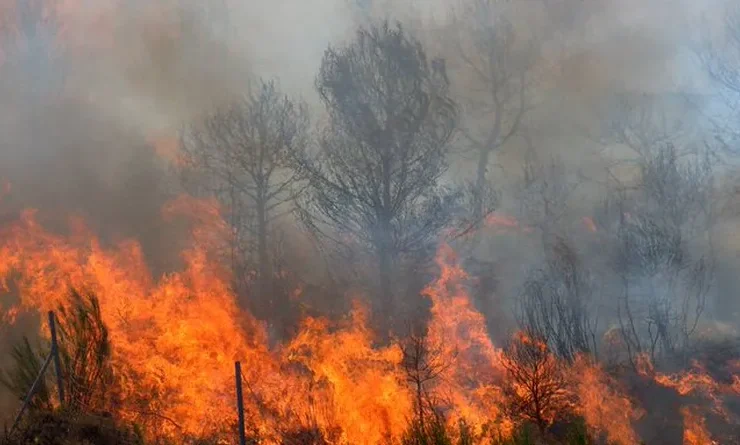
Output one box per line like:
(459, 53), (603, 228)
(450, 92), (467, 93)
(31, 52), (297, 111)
(571, 356), (642, 445)
(682, 406), (716, 445)
(0, 197), (414, 442)
(0, 198), (736, 443)
(637, 354), (738, 443)
(582, 216), (597, 233)
(148, 133), (180, 163)
(423, 244), (512, 436)
(484, 213), (533, 233)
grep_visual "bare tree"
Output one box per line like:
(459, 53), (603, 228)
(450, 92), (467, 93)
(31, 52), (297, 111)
(297, 21), (459, 325)
(512, 142), (597, 364)
(399, 326), (454, 432)
(697, 4), (740, 156)
(602, 143), (715, 367)
(694, 4), (740, 323)
(597, 93), (695, 158)
(447, 0), (538, 223)
(516, 141), (580, 247)
(55, 289), (115, 413)
(589, 89), (718, 367)
(179, 79), (308, 333)
(518, 236), (600, 363)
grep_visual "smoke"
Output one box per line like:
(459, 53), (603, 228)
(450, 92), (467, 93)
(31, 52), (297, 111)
(0, 0), (724, 189)
(0, 0), (351, 254)
(0, 0), (736, 294)
(1, 0), (739, 434)
(0, 0), (735, 301)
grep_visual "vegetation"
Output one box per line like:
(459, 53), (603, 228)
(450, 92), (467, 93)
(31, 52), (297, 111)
(1, 289), (114, 414)
(2, 0), (740, 444)
(296, 21), (459, 327)
(2, 410), (144, 445)
(178, 79), (310, 336)
(1, 289), (117, 443)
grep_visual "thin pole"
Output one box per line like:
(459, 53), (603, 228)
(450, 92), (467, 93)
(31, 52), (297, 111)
(8, 352), (53, 436)
(48, 311), (64, 406)
(235, 361), (247, 445)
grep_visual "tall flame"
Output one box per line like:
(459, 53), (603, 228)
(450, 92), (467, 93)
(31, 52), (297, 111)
(0, 196), (736, 443)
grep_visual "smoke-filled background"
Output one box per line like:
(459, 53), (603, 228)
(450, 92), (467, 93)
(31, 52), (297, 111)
(0, 0), (739, 443)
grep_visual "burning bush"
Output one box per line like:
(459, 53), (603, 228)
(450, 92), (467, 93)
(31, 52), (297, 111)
(55, 288), (117, 414)
(501, 332), (572, 436)
(1, 288), (116, 417)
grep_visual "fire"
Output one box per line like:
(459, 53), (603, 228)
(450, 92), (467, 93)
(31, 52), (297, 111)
(581, 216), (597, 233)
(420, 247), (644, 442)
(484, 213), (533, 233)
(284, 304), (412, 444)
(571, 356), (642, 445)
(0, 195), (425, 443)
(637, 354), (739, 443)
(0, 202), (270, 438)
(148, 133), (180, 162)
(423, 244), (512, 436)
(731, 361), (740, 395)
(0, 197), (737, 443)
(682, 406), (716, 445)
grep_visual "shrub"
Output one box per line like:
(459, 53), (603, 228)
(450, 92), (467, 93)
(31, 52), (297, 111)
(401, 415), (453, 445)
(502, 332), (571, 435)
(0, 337), (53, 412)
(1, 288), (116, 433)
(2, 410), (144, 445)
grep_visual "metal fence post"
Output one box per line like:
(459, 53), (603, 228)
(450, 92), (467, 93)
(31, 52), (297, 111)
(48, 311), (64, 406)
(7, 352), (53, 436)
(235, 361), (247, 445)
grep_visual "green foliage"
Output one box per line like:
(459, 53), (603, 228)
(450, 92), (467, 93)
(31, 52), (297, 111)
(402, 415), (453, 445)
(490, 425), (533, 445)
(0, 288), (114, 423)
(488, 421), (596, 445)
(55, 288), (115, 413)
(0, 337), (52, 411)
(399, 410), (597, 445)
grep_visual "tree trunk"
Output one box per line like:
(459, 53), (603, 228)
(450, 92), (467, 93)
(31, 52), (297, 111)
(377, 228), (394, 330)
(378, 147), (395, 333)
(474, 146), (491, 223)
(416, 379), (425, 432)
(256, 199), (274, 332)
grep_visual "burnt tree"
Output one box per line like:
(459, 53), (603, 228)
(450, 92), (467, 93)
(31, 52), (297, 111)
(399, 326), (453, 432)
(608, 144), (715, 367)
(518, 236), (599, 363)
(697, 3), (740, 156)
(179, 79), (308, 335)
(595, 93), (717, 367)
(298, 21), (458, 326)
(448, 0), (538, 223)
